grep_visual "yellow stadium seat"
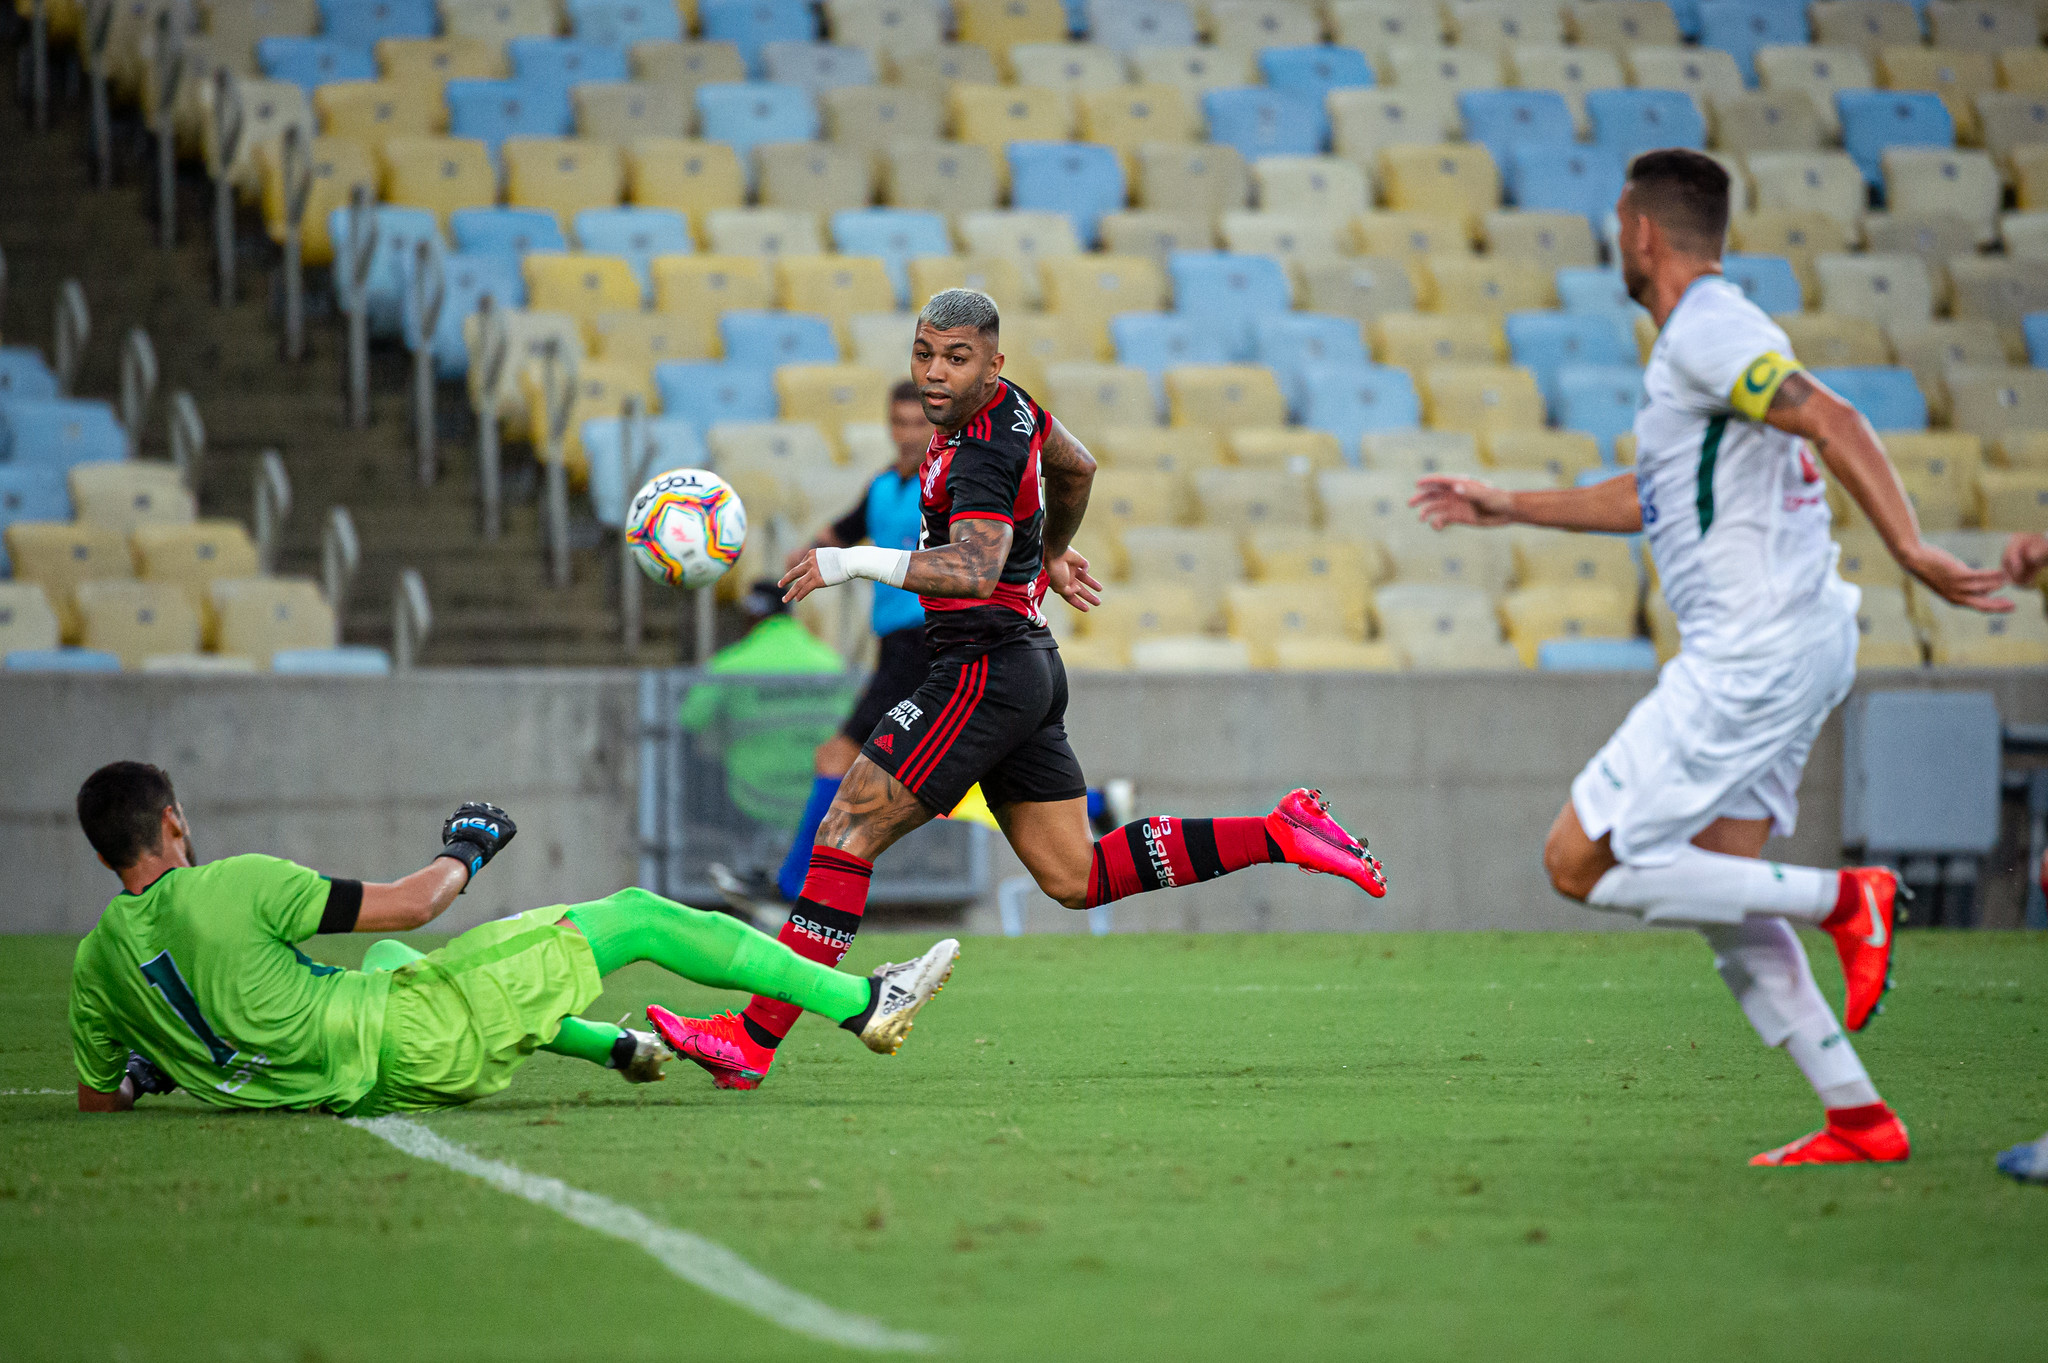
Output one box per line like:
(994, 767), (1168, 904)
(1746, 151), (1868, 229)
(957, 211), (1083, 304)
(1993, 431), (2048, 468)
(947, 83), (1074, 171)
(1127, 44), (1256, 97)
(206, 79), (314, 202)
(881, 42), (1000, 95)
(519, 356), (652, 473)
(1225, 582), (1356, 665)
(1884, 430), (1984, 530)
(626, 37), (744, 95)
(1379, 144), (1501, 228)
(1384, 526), (1514, 593)
(1208, 0), (1321, 51)
(1242, 526), (1378, 626)
(1074, 584), (1205, 660)
(131, 520), (259, 643)
(626, 138), (745, 221)
(1882, 148), (2001, 242)
(379, 135), (495, 227)
(0, 578), (60, 655)
(1353, 210), (1471, 258)
(1087, 468), (1193, 539)
(1164, 365), (1288, 434)
(707, 421), (838, 494)
(1298, 256), (1419, 322)
(1814, 252), (1935, 324)
(774, 255), (896, 344)
(1129, 142), (1250, 215)
(466, 309), (583, 428)
(826, 0), (945, 54)
(1864, 215), (1987, 318)
(314, 79), (441, 147)
(1039, 254), (1166, 356)
(1727, 208), (1851, 299)
(1075, 85), (1201, 174)
(1997, 46), (2048, 91)
(1371, 311), (1504, 366)
(1373, 582), (1518, 668)
(1499, 584), (1639, 666)
(2017, 144), (2048, 208)
(1510, 525), (1640, 592)
(71, 462), (194, 532)
(1918, 585), (2048, 664)
(1317, 468), (1429, 544)
(523, 253), (642, 336)
(1644, 586), (1679, 659)
(3, 521), (130, 642)
(1192, 466), (1314, 533)
(907, 254), (1029, 314)
(75, 580), (200, 669)
(952, 0), (1066, 62)
(1978, 466), (2048, 528)
(1852, 582), (1923, 667)
(1272, 636), (1408, 670)
(1448, 0), (1561, 47)
(650, 254), (769, 335)
(1009, 41), (1128, 91)
(1507, 42), (1626, 133)
(1928, 1), (2037, 52)
(503, 138), (622, 230)
(1386, 49), (1504, 132)
(1887, 318), (2007, 416)
(1122, 526), (1244, 626)
(1229, 427), (1348, 472)
(1329, 87), (1454, 177)
(1328, 1), (1446, 58)
(1709, 90), (1825, 154)
(1220, 211), (1351, 269)
(1362, 430), (1483, 478)
(1755, 44), (1873, 141)
(574, 82), (690, 146)
(441, 0), (555, 43)
(776, 364), (892, 455)
(821, 86), (944, 160)
(704, 208), (826, 258)
(849, 311), (914, 371)
(1421, 364), (1545, 436)
(1775, 312), (1892, 369)
(1422, 255), (1556, 316)
(258, 135), (375, 266)
(377, 34), (505, 83)
(757, 141), (874, 212)
(592, 309), (714, 367)
(1100, 210), (1218, 261)
(1564, 1), (1679, 52)
(1984, 101), (2048, 180)
(881, 139), (999, 214)
(1811, 2), (1922, 55)
(1253, 155), (1371, 217)
(1093, 425), (1223, 475)
(1948, 257), (2048, 354)
(1479, 210), (1598, 268)
(210, 577), (336, 664)
(1878, 44), (1997, 142)
(1485, 430), (1603, 485)
(1625, 43), (1746, 111)
(1948, 368), (2048, 442)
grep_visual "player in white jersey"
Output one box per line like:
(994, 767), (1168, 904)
(1411, 149), (2013, 1167)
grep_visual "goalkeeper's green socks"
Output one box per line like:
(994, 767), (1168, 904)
(562, 887), (871, 1023)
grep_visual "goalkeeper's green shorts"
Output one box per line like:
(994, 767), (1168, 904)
(339, 907), (602, 1117)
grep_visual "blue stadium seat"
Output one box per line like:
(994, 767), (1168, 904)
(695, 83), (819, 172)
(700, 0), (818, 76)
(2025, 313), (2048, 368)
(1669, 0), (1703, 40)
(1813, 366), (1928, 430)
(718, 311), (838, 366)
(1090, 0), (1196, 50)
(327, 204), (447, 338)
(1585, 89), (1707, 160)
(1201, 88), (1326, 161)
(1008, 142), (1126, 248)
(257, 37), (377, 94)
(567, 0), (685, 45)
(0, 347), (59, 401)
(574, 207), (691, 297)
(1555, 267), (1642, 318)
(1837, 91), (1953, 187)
(1504, 312), (1637, 410)
(1696, 0), (1809, 86)
(1258, 46), (1374, 106)
(762, 41), (876, 93)
(404, 250), (525, 380)
(1168, 252), (1292, 360)
(1554, 365), (1644, 462)
(1537, 637), (1658, 671)
(0, 464), (71, 573)
(583, 415), (709, 525)
(1252, 313), (1369, 419)
(1300, 363), (1420, 453)
(1110, 313), (1236, 384)
(832, 209), (950, 306)
(0, 399), (127, 467)
(450, 206), (567, 255)
(1506, 145), (1627, 221)
(1458, 90), (1576, 176)
(653, 361), (778, 428)
(446, 79), (575, 158)
(1719, 253), (1803, 314)
(506, 37), (633, 91)
(271, 646), (395, 675)
(316, 0), (435, 46)
(2, 648), (122, 671)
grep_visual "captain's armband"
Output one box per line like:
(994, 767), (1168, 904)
(1730, 351), (1804, 422)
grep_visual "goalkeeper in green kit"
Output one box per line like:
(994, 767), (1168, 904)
(68, 761), (959, 1114)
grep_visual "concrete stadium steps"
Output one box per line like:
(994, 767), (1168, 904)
(0, 72), (682, 666)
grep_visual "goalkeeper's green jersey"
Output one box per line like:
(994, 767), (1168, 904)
(69, 855), (390, 1111)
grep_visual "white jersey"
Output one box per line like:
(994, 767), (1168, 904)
(1632, 274), (1858, 662)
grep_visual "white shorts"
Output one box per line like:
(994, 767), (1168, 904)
(1571, 609), (1858, 867)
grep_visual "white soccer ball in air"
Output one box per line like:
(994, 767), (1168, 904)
(624, 468), (748, 589)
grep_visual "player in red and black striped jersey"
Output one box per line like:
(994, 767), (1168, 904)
(655, 289), (1389, 1091)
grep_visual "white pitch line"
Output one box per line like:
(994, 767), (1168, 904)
(0, 1088), (70, 1096)
(348, 1116), (938, 1355)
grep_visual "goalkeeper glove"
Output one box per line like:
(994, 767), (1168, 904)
(126, 1051), (176, 1096)
(435, 802), (517, 882)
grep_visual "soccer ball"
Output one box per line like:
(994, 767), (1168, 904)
(624, 469), (747, 589)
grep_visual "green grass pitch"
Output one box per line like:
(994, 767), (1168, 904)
(3, 929), (2046, 1362)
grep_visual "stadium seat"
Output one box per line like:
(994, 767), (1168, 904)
(590, 309), (714, 372)
(1536, 636), (1658, 670)
(703, 207), (827, 257)
(1297, 362), (1420, 451)
(949, 0), (1066, 63)
(505, 37), (632, 92)
(0, 465), (69, 572)
(819, 88), (942, 163)
(572, 82), (691, 144)
(1421, 364), (1546, 437)
(517, 357), (655, 472)
(1128, 142), (1247, 217)
(1978, 466), (2048, 530)
(503, 138), (624, 227)
(378, 136), (495, 228)
(1164, 366), (1288, 434)
(1086, 468), (1190, 544)
(1241, 523), (1375, 600)
(74, 580), (199, 669)
(313, 79), (441, 149)
(1359, 428), (1484, 477)
(775, 363), (890, 454)
(1583, 89), (1707, 163)
(569, 0), (684, 44)
(1947, 368), (2048, 442)
(1756, 44), (1874, 141)
(1506, 45), (1625, 134)
(1043, 363), (1161, 440)
(1719, 253), (1804, 314)
(1385, 47), (1504, 126)
(1884, 430), (1985, 530)
(1877, 45), (1996, 144)
(1088, 0), (1196, 50)
(1500, 584), (1640, 667)
(756, 142), (873, 212)
(1696, 1), (1809, 86)
(1480, 212), (1599, 272)
(824, 210), (944, 307)
(253, 136), (375, 269)
(1328, 88), (1452, 178)
(258, 36), (378, 95)
(1376, 144), (1500, 230)
(699, 0), (818, 75)
(1297, 257), (1417, 324)
(4, 520), (130, 640)
(1259, 44), (1374, 107)
(1193, 467), (1315, 536)
(1881, 148), (2000, 243)
(1838, 91), (1955, 186)
(1727, 209), (1850, 301)
(1219, 211), (1349, 270)
(1510, 524), (1639, 593)
(1809, 2), (1921, 56)
(0, 349), (58, 402)
(1327, 0), (1443, 58)
(762, 41), (875, 93)
(1811, 252), (1933, 328)
(1918, 584), (2048, 666)
(1110, 314), (1236, 387)
(130, 520), (258, 647)
(878, 139), (999, 216)
(0, 581), (61, 657)
(1229, 427), (1348, 474)
(957, 211), (1083, 303)
(1849, 582), (1923, 668)
(1007, 142), (1127, 248)
(263, 646), (392, 674)
(1776, 312), (1891, 370)
(208, 578), (337, 665)
(1252, 313), (1369, 417)
(907, 255), (1029, 314)
(1371, 312), (1505, 367)
(1554, 267), (1641, 318)
(465, 309), (583, 428)
(1166, 252), (1292, 360)
(823, 0), (944, 52)
(1499, 145), (1626, 231)
(1251, 156), (1369, 219)
(1423, 257), (1556, 318)
(1317, 468), (1433, 546)
(1553, 365), (1645, 460)
(1208, 0), (1323, 53)
(0, 398), (129, 470)
(626, 139), (745, 223)
(1006, 41), (1123, 92)
(1887, 318), (2006, 416)
(1099, 210), (1218, 263)
(1222, 582), (1355, 664)
(1816, 364), (1932, 434)
(445, 79), (574, 157)
(449, 205), (565, 255)
(1374, 582), (1518, 669)
(774, 256), (894, 342)
(1975, 92), (2048, 175)
(1456, 90), (1576, 180)
(522, 253), (643, 335)
(581, 414), (708, 525)
(1948, 258), (2048, 352)
(440, 0), (556, 43)
(1926, 1), (2036, 52)
(1862, 215), (1979, 314)
(1625, 44), (1746, 111)
(645, 257), (766, 343)
(1741, 152), (1862, 231)
(1122, 526), (1242, 627)
(1201, 88), (1327, 162)
(573, 206), (690, 292)
(1122, 39), (1248, 95)
(695, 82), (820, 174)
(1710, 89), (1826, 154)
(1071, 583), (1204, 664)
(948, 83), (1076, 171)
(1445, 0), (1561, 47)
(627, 37), (747, 93)
(68, 461), (194, 531)
(841, 312), (911, 374)
(319, 0), (435, 43)
(716, 310), (837, 368)
(1504, 311), (1636, 409)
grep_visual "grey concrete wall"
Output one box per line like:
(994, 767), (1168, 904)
(5, 667), (2043, 935)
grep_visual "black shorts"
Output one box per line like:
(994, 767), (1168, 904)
(859, 641), (1088, 815)
(841, 627), (934, 744)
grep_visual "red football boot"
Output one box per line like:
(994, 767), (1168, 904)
(1821, 867), (1904, 1031)
(645, 1006), (772, 1090)
(1750, 1104), (1911, 1166)
(1265, 789), (1387, 898)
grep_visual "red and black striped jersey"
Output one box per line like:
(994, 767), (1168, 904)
(916, 377), (1055, 653)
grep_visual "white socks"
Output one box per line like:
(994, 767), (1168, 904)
(1786, 1022), (1882, 1110)
(1700, 916), (1881, 1111)
(1587, 844), (1839, 927)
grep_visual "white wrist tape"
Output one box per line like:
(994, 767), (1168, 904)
(814, 545), (911, 589)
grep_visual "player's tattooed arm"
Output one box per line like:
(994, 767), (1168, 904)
(901, 517), (1013, 600)
(1764, 371), (2011, 612)
(1038, 416), (1097, 558)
